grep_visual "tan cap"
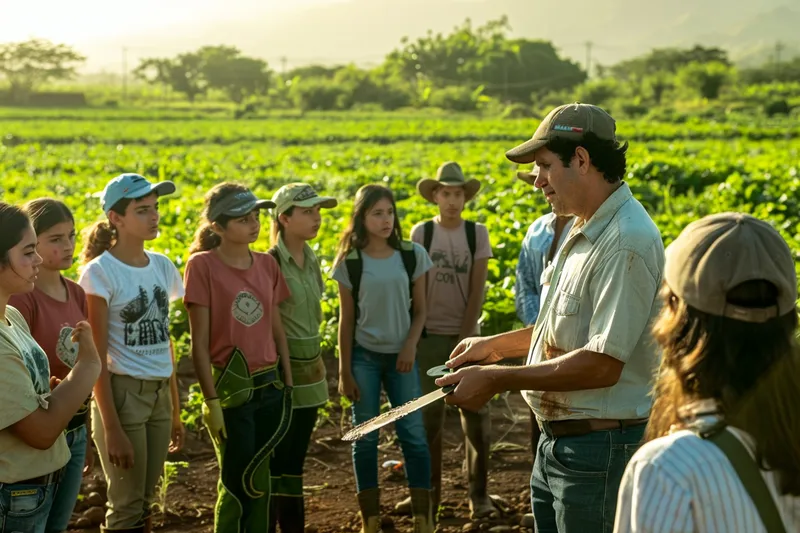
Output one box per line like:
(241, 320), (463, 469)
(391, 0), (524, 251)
(516, 165), (539, 185)
(506, 102), (617, 164)
(664, 213), (797, 323)
(271, 183), (337, 218)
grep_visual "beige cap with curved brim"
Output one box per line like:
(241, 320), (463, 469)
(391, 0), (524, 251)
(417, 161), (481, 204)
(208, 189), (275, 221)
(505, 102), (617, 164)
(271, 182), (338, 218)
(517, 165), (539, 185)
(664, 212), (798, 323)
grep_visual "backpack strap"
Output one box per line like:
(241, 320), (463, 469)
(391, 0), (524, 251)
(701, 426), (787, 533)
(464, 220), (477, 265)
(400, 241), (427, 338)
(423, 220), (435, 253)
(345, 249), (363, 323)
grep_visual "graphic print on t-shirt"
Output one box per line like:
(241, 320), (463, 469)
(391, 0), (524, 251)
(232, 290), (264, 327)
(120, 285), (170, 347)
(22, 345), (50, 395)
(430, 247), (469, 283)
(56, 326), (79, 368)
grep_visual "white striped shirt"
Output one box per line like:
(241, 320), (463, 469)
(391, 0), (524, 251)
(614, 428), (800, 533)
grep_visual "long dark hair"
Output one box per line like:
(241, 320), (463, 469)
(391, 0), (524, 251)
(21, 198), (74, 236)
(188, 182), (249, 255)
(79, 198), (132, 265)
(0, 202), (31, 268)
(647, 280), (800, 495)
(334, 184), (403, 266)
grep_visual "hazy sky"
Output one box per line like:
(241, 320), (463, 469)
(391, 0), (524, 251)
(0, 0), (336, 43)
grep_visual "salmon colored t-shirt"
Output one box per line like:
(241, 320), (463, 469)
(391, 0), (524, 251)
(183, 250), (290, 372)
(9, 277), (88, 380)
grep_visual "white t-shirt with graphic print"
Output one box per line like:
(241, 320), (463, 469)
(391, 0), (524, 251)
(79, 251), (184, 380)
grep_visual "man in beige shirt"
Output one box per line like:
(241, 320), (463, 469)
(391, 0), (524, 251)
(436, 103), (665, 533)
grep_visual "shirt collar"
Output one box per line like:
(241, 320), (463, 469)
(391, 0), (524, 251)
(575, 182), (633, 244)
(276, 236), (313, 267)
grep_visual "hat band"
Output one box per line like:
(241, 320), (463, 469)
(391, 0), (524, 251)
(722, 303), (780, 323)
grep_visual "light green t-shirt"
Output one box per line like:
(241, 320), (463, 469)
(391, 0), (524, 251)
(0, 306), (70, 483)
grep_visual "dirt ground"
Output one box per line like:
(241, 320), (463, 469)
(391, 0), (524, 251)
(69, 360), (536, 533)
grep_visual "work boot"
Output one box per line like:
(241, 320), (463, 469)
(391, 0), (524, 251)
(143, 515), (153, 533)
(276, 496), (306, 533)
(410, 487), (435, 533)
(357, 488), (382, 533)
(462, 408), (495, 519)
(100, 524), (145, 533)
(395, 399), (444, 516)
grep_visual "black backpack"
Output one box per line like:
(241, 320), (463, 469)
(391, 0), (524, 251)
(422, 220), (477, 264)
(345, 241), (418, 325)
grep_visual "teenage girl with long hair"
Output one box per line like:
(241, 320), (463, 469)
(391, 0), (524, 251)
(9, 199), (94, 533)
(267, 183), (338, 533)
(0, 202), (101, 533)
(332, 184), (434, 533)
(184, 182), (294, 533)
(79, 173), (185, 533)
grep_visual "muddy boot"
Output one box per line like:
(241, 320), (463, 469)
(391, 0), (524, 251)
(357, 488), (382, 533)
(394, 400), (444, 517)
(277, 496), (306, 533)
(410, 488), (435, 533)
(461, 408), (495, 519)
(100, 525), (145, 533)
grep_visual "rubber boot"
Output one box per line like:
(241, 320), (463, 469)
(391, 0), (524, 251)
(276, 496), (306, 533)
(356, 488), (381, 533)
(394, 400), (444, 516)
(462, 408), (495, 519)
(100, 524), (145, 533)
(410, 488), (435, 533)
(143, 514), (153, 533)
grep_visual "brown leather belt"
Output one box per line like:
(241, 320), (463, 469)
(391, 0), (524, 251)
(13, 467), (65, 487)
(538, 417), (649, 438)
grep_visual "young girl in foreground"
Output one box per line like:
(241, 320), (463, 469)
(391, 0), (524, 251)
(184, 183), (293, 533)
(0, 202), (100, 533)
(79, 173), (185, 533)
(332, 184), (434, 533)
(268, 183), (337, 533)
(9, 199), (94, 533)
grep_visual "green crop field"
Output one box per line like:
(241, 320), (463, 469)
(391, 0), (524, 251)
(2, 110), (800, 390)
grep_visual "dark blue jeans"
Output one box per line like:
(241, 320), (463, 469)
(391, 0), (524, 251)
(46, 426), (87, 533)
(0, 478), (58, 533)
(350, 345), (431, 492)
(531, 424), (645, 533)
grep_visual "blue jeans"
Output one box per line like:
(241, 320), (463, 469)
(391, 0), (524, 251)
(46, 426), (88, 533)
(0, 479), (58, 533)
(531, 424), (645, 533)
(350, 345), (431, 492)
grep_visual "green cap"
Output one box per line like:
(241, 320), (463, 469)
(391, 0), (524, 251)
(271, 183), (338, 218)
(505, 102), (617, 164)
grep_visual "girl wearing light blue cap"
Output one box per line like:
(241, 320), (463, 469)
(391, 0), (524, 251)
(78, 173), (185, 533)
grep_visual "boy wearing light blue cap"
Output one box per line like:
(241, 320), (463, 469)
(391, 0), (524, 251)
(78, 173), (185, 533)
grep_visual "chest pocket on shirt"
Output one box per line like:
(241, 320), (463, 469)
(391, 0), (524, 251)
(554, 289), (580, 316)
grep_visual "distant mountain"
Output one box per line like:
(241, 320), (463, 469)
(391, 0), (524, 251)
(76, 0), (800, 73)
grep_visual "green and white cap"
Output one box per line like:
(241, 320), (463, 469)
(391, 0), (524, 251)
(506, 102), (617, 164)
(271, 183), (338, 218)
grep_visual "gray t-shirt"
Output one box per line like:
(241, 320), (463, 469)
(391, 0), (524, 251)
(332, 243), (433, 354)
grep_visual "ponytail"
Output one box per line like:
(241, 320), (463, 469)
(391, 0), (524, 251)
(189, 222), (222, 255)
(80, 221), (116, 264)
(270, 206), (295, 247)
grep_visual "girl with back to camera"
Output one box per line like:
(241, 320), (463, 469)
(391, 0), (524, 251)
(79, 173), (185, 533)
(0, 202), (100, 533)
(614, 213), (800, 533)
(332, 184), (434, 533)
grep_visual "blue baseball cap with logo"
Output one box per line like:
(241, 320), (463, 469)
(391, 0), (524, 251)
(100, 173), (176, 214)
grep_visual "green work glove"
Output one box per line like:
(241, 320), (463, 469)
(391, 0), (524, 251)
(202, 398), (227, 444)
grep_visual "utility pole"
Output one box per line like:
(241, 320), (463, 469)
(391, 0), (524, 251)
(122, 46), (128, 104)
(280, 56), (288, 75)
(585, 41), (593, 78)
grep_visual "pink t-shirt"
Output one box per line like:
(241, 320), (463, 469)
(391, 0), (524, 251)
(411, 220), (493, 335)
(9, 278), (88, 380)
(183, 251), (290, 372)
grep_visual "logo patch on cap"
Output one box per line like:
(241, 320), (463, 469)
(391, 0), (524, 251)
(553, 125), (584, 133)
(293, 186), (318, 202)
